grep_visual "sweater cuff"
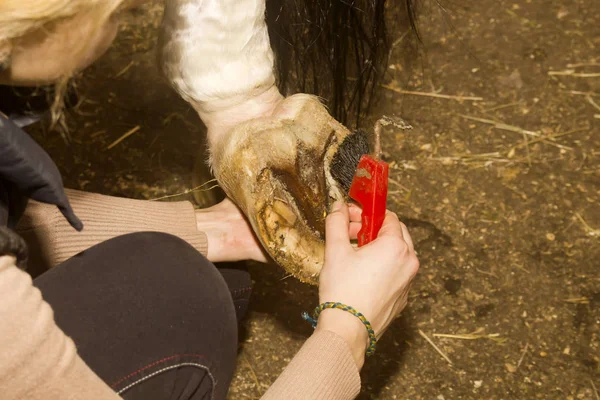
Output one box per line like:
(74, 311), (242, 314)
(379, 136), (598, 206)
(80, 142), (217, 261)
(16, 189), (208, 267)
(261, 329), (361, 400)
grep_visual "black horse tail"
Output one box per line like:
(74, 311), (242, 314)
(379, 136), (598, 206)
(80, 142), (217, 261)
(266, 0), (421, 128)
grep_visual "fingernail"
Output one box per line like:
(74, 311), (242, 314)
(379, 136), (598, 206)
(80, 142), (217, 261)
(330, 200), (343, 213)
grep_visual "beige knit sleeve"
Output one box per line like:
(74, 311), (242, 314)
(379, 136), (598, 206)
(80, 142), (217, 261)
(0, 255), (122, 400)
(16, 189), (208, 269)
(261, 329), (361, 400)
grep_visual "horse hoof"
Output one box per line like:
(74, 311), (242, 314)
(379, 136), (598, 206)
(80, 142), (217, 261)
(210, 94), (352, 284)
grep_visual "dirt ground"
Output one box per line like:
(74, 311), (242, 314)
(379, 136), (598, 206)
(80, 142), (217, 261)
(21, 0), (599, 398)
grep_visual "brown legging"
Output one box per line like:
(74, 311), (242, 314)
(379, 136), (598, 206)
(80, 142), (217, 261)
(33, 232), (252, 400)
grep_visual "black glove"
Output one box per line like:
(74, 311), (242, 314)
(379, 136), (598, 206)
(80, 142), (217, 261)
(0, 226), (28, 269)
(0, 112), (82, 231)
(0, 177), (28, 269)
(0, 112), (83, 270)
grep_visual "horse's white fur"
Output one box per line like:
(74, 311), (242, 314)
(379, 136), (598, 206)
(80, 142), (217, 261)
(159, 0), (277, 115)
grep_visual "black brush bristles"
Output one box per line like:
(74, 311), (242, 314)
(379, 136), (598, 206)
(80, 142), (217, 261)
(330, 130), (370, 195)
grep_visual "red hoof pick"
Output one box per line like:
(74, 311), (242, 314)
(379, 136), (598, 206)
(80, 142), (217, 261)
(348, 120), (389, 247)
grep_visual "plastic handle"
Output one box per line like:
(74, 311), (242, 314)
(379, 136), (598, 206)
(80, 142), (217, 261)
(348, 155), (389, 246)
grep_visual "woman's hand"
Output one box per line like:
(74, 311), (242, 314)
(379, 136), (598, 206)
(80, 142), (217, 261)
(316, 201), (420, 369)
(195, 198), (365, 265)
(194, 198), (269, 263)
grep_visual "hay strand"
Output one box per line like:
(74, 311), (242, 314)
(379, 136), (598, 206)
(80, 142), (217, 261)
(433, 328), (506, 343)
(548, 70), (600, 78)
(591, 379), (599, 400)
(458, 114), (540, 137)
(106, 125), (140, 150)
(381, 85), (483, 101)
(564, 297), (590, 304)
(150, 179), (220, 201)
(114, 61), (134, 78)
(586, 96), (600, 112)
(574, 213), (600, 237)
(516, 342), (529, 370)
(418, 329), (453, 365)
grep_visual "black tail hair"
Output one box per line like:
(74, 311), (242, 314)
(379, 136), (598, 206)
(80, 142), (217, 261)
(266, 0), (420, 128)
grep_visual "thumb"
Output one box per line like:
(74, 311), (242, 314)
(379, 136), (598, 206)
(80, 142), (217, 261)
(325, 201), (351, 249)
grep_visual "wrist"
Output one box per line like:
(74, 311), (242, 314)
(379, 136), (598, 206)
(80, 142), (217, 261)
(194, 207), (227, 262)
(194, 200), (266, 263)
(316, 308), (368, 370)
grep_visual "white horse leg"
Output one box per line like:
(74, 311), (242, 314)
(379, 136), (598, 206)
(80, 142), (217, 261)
(158, 0), (361, 284)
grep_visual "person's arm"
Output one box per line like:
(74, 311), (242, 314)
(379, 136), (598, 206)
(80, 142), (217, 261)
(260, 328), (363, 400)
(0, 255), (121, 400)
(16, 189), (267, 270)
(15, 189), (208, 268)
(262, 202), (419, 400)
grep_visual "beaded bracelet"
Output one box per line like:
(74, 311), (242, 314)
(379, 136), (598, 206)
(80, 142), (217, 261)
(301, 302), (377, 356)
